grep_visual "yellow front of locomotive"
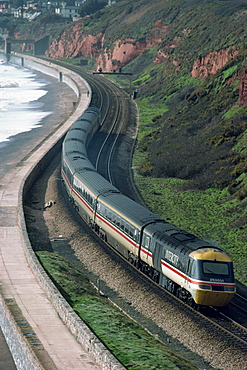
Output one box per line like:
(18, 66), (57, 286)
(188, 248), (236, 307)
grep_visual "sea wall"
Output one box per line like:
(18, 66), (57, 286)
(9, 54), (80, 97)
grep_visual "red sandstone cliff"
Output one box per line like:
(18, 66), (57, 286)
(191, 48), (247, 107)
(45, 19), (247, 107)
(239, 69), (247, 107)
(191, 48), (239, 78)
(46, 22), (103, 60)
(46, 19), (168, 72)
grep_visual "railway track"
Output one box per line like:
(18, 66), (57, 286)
(40, 58), (139, 200)
(26, 59), (247, 369)
(209, 307), (247, 349)
(95, 224), (247, 353)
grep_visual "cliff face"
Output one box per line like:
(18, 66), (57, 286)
(239, 69), (247, 107)
(43, 0), (247, 110)
(190, 48), (247, 106)
(47, 22), (103, 59)
(46, 19), (168, 72)
(191, 48), (239, 78)
(97, 38), (154, 71)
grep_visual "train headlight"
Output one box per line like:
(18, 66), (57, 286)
(224, 286), (235, 292)
(199, 284), (212, 290)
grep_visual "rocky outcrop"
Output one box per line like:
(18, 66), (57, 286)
(45, 14), (247, 108)
(97, 20), (168, 71)
(239, 69), (247, 107)
(97, 38), (155, 72)
(191, 48), (247, 107)
(153, 36), (181, 74)
(191, 48), (239, 78)
(46, 19), (168, 72)
(47, 22), (103, 59)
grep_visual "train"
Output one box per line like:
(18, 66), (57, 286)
(61, 107), (236, 307)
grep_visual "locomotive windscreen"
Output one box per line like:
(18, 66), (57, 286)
(202, 261), (229, 275)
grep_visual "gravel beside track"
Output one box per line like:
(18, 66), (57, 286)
(26, 150), (247, 370)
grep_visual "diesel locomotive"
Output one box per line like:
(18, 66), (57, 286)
(61, 107), (236, 307)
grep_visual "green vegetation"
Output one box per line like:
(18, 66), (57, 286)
(36, 251), (198, 370)
(56, 56), (96, 70)
(133, 98), (247, 285)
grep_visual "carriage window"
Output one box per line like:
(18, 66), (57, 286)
(129, 226), (135, 238)
(125, 222), (129, 234)
(120, 219), (125, 231)
(116, 216), (121, 227)
(149, 240), (155, 253)
(101, 205), (106, 217)
(135, 230), (140, 243)
(112, 213), (116, 224)
(145, 236), (150, 249)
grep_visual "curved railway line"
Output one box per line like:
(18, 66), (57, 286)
(26, 60), (247, 369)
(41, 58), (139, 199)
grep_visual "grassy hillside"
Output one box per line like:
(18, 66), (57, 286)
(103, 0), (247, 285)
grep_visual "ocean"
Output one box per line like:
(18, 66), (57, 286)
(0, 57), (51, 145)
(0, 54), (77, 180)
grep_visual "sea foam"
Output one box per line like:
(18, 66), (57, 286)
(0, 62), (51, 143)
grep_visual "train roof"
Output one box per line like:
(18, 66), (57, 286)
(63, 137), (87, 154)
(72, 166), (161, 228)
(77, 107), (100, 122)
(143, 221), (217, 255)
(73, 167), (119, 197)
(64, 123), (90, 143)
(64, 155), (96, 174)
(63, 107), (100, 149)
(98, 190), (163, 229)
(83, 107), (100, 115)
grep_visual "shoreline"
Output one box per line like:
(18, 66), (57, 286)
(0, 69), (77, 181)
